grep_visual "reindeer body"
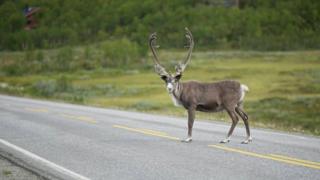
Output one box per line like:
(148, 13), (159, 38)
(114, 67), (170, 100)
(173, 80), (243, 112)
(149, 28), (252, 144)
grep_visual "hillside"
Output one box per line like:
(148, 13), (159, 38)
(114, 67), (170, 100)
(1, 0), (320, 51)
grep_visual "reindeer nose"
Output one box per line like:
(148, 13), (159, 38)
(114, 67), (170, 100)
(167, 83), (174, 92)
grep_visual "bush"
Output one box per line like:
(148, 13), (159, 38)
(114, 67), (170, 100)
(32, 80), (57, 97)
(54, 46), (74, 71)
(56, 76), (72, 92)
(1, 58), (30, 76)
(36, 50), (44, 62)
(101, 38), (140, 68)
(31, 76), (73, 97)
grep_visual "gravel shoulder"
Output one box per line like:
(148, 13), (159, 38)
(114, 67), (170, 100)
(0, 155), (44, 180)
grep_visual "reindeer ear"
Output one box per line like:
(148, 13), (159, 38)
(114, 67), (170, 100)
(175, 74), (182, 80)
(161, 75), (167, 81)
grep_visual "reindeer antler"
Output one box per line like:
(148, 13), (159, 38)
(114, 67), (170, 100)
(149, 32), (169, 77)
(175, 27), (194, 75)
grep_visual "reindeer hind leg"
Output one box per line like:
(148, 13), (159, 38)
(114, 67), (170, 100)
(235, 107), (252, 144)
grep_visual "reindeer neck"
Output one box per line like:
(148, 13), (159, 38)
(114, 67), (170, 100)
(173, 82), (182, 100)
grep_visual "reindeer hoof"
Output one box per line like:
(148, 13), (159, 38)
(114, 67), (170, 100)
(241, 137), (252, 144)
(220, 139), (230, 143)
(181, 137), (192, 143)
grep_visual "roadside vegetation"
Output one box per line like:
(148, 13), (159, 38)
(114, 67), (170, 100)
(0, 0), (319, 135)
(1, 48), (319, 135)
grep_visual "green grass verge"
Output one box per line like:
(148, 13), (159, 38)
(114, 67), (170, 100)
(0, 50), (320, 135)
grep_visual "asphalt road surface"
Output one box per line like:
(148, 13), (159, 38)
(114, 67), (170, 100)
(0, 95), (319, 180)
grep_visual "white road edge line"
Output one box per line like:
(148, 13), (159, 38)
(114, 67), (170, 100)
(0, 139), (90, 180)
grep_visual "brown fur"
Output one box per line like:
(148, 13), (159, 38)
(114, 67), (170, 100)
(171, 80), (250, 143)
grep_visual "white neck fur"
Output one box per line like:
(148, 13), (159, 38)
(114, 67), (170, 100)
(169, 83), (181, 107)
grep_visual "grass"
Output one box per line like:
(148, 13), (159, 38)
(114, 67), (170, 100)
(2, 170), (12, 176)
(0, 49), (320, 135)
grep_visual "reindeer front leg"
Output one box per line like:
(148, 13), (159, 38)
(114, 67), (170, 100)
(220, 108), (239, 143)
(182, 107), (195, 143)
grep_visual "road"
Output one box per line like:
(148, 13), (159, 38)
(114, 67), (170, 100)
(0, 94), (319, 180)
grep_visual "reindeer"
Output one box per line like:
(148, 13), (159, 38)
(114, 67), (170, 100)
(149, 28), (252, 144)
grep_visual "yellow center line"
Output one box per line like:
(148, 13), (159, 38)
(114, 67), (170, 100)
(60, 114), (97, 124)
(77, 116), (97, 123)
(25, 107), (49, 113)
(269, 154), (320, 167)
(139, 128), (168, 136)
(113, 125), (180, 141)
(209, 145), (320, 170)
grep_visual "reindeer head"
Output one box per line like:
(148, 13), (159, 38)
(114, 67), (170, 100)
(149, 27), (194, 93)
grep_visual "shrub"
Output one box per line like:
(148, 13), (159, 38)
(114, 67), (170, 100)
(31, 76), (73, 97)
(1, 59), (29, 76)
(32, 80), (57, 97)
(36, 50), (44, 62)
(54, 46), (74, 71)
(56, 76), (72, 92)
(101, 38), (140, 68)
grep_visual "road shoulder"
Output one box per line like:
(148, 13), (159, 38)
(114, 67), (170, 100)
(0, 155), (44, 180)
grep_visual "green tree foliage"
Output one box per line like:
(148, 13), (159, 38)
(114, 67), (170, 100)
(0, 0), (319, 51)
